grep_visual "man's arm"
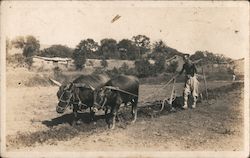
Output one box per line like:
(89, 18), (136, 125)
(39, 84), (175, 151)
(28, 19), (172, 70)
(174, 63), (185, 79)
(193, 64), (197, 74)
(179, 64), (185, 75)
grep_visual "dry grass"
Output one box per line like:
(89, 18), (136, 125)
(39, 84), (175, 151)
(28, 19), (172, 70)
(6, 79), (244, 151)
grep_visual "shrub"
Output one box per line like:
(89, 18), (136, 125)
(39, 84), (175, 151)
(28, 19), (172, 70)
(166, 61), (178, 73)
(106, 67), (121, 78)
(153, 56), (165, 74)
(135, 59), (155, 77)
(101, 57), (108, 68)
(6, 54), (26, 67)
(53, 67), (62, 79)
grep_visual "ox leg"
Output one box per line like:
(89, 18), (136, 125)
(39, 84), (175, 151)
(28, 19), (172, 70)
(105, 108), (109, 125)
(72, 105), (78, 126)
(90, 107), (96, 125)
(116, 114), (120, 122)
(131, 99), (138, 123)
(109, 104), (120, 130)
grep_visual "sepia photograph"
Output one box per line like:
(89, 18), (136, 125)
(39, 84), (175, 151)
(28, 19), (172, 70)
(0, 1), (249, 158)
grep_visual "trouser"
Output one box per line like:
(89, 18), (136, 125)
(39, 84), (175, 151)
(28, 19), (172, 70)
(183, 75), (199, 107)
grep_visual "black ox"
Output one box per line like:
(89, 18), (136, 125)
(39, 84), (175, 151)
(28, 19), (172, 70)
(53, 74), (110, 125)
(93, 75), (139, 129)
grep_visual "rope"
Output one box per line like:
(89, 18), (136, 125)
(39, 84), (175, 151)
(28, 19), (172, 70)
(141, 74), (178, 102)
(104, 86), (138, 97)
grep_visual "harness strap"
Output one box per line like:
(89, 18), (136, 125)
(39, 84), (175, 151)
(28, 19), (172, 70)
(104, 86), (138, 97)
(74, 87), (89, 109)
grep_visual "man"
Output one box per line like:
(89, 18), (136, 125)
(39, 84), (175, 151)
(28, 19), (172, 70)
(176, 54), (199, 109)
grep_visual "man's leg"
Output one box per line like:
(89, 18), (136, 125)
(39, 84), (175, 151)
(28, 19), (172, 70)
(191, 76), (199, 109)
(183, 84), (190, 109)
(192, 94), (197, 108)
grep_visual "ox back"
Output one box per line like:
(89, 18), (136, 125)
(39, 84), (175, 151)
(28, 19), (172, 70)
(105, 75), (139, 102)
(101, 75), (139, 129)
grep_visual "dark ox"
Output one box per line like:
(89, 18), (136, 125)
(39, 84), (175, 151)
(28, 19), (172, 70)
(55, 74), (110, 125)
(93, 75), (139, 129)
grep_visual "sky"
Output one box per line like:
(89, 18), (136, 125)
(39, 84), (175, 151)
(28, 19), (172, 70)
(1, 1), (249, 59)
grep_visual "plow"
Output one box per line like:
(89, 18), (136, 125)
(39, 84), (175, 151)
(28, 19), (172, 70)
(136, 71), (217, 113)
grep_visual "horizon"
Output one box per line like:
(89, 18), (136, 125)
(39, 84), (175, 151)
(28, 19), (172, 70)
(7, 36), (245, 61)
(2, 1), (249, 60)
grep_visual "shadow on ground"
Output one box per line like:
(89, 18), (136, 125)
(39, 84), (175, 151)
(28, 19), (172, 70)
(42, 113), (106, 127)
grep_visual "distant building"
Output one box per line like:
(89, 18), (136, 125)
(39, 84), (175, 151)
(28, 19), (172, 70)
(85, 59), (135, 70)
(32, 56), (73, 70)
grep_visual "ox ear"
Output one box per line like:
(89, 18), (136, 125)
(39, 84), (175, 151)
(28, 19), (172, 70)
(49, 78), (62, 86)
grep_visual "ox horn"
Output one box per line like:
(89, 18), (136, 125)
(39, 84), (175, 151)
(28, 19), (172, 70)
(49, 78), (62, 86)
(89, 84), (95, 91)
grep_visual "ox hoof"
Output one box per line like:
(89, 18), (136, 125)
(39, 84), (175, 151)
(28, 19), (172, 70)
(170, 107), (176, 112)
(109, 124), (115, 130)
(76, 120), (82, 125)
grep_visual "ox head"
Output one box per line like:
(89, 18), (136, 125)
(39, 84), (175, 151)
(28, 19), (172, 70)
(93, 87), (114, 112)
(50, 78), (95, 114)
(56, 82), (75, 113)
(50, 78), (72, 113)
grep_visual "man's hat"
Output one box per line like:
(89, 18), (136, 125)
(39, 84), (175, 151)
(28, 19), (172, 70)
(183, 54), (190, 58)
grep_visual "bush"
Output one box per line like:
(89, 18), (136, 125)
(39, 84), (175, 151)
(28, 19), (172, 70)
(92, 67), (106, 75)
(106, 67), (120, 78)
(135, 59), (155, 77)
(6, 54), (26, 67)
(153, 56), (165, 74)
(24, 57), (33, 68)
(39, 45), (73, 58)
(166, 61), (178, 73)
(53, 67), (62, 79)
(119, 63), (138, 76)
(101, 58), (108, 68)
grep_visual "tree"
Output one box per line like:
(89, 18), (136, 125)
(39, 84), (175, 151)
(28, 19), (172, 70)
(100, 38), (119, 59)
(23, 36), (40, 67)
(39, 45), (73, 58)
(132, 35), (150, 58)
(11, 35), (40, 67)
(149, 40), (168, 59)
(79, 38), (99, 58)
(23, 36), (40, 57)
(135, 59), (154, 77)
(11, 35), (40, 57)
(11, 36), (25, 49)
(166, 61), (178, 73)
(73, 39), (99, 70)
(153, 55), (166, 73)
(190, 51), (232, 65)
(117, 39), (139, 60)
(100, 57), (108, 68)
(73, 40), (88, 70)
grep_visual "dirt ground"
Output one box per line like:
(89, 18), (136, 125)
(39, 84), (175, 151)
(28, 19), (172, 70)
(5, 79), (244, 152)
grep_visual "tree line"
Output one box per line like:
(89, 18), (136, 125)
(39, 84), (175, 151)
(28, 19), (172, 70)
(7, 35), (232, 76)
